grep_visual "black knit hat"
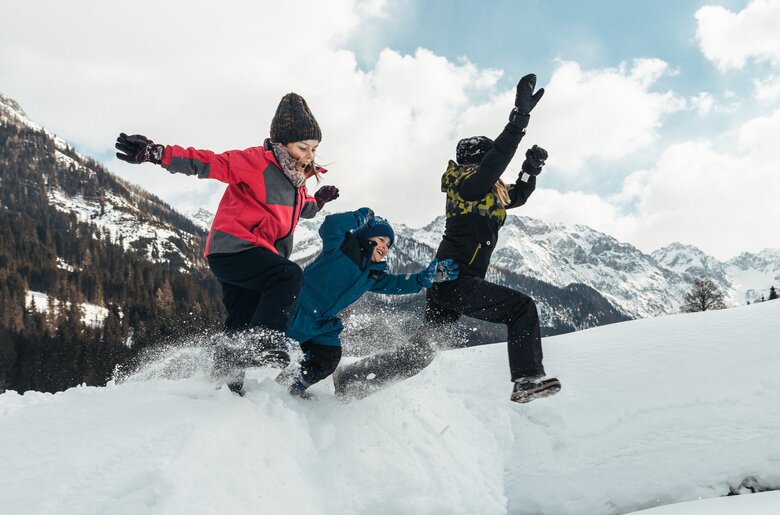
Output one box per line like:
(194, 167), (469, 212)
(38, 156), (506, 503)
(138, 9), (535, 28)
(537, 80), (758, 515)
(270, 93), (322, 144)
(456, 136), (493, 165)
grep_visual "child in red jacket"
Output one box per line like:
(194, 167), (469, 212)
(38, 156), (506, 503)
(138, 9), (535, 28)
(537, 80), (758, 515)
(115, 93), (339, 393)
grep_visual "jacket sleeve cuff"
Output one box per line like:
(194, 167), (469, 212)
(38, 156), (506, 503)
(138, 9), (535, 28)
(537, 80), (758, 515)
(160, 145), (174, 167)
(508, 108), (530, 131)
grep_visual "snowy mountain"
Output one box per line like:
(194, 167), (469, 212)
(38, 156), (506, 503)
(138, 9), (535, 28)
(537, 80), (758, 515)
(1, 91), (207, 271)
(184, 207), (214, 233)
(652, 244), (780, 305)
(653, 242), (739, 306)
(725, 248), (780, 303)
(401, 218), (778, 317)
(2, 298), (778, 514)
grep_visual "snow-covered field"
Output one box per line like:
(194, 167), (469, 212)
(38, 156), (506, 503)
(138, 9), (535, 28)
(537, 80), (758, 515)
(1, 301), (779, 514)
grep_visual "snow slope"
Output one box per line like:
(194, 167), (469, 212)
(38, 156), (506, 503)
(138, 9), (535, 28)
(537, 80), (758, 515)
(1, 301), (779, 514)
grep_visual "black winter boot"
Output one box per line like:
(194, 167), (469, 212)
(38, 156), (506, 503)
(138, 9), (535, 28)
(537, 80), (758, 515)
(511, 375), (561, 403)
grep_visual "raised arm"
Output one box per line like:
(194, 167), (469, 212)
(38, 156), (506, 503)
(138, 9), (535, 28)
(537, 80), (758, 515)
(457, 74), (545, 201)
(319, 208), (374, 252)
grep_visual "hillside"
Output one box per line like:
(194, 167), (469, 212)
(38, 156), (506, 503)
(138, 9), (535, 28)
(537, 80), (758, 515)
(0, 93), (224, 392)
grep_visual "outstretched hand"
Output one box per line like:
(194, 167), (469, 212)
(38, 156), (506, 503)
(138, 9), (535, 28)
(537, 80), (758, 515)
(115, 133), (164, 165)
(416, 258), (459, 288)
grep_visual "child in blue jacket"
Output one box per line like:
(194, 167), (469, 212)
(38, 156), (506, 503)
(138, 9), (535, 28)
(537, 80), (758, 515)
(279, 208), (458, 398)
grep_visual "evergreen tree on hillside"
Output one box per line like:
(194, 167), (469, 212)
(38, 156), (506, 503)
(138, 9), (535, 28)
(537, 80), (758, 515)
(770, 286), (778, 300)
(681, 277), (727, 313)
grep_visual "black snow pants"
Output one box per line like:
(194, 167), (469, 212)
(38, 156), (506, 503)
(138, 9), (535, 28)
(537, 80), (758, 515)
(335, 274), (545, 397)
(207, 247), (304, 334)
(298, 341), (343, 386)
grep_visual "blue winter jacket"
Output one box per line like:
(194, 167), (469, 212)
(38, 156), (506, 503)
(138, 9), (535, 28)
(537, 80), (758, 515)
(287, 211), (423, 347)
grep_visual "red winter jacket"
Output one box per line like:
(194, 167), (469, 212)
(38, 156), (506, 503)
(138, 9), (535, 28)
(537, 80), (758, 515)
(161, 139), (324, 258)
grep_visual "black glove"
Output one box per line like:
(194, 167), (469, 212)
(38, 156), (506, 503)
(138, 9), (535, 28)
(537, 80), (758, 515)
(314, 185), (339, 209)
(521, 145), (548, 177)
(115, 133), (164, 164)
(509, 74), (545, 129)
(354, 207), (375, 228)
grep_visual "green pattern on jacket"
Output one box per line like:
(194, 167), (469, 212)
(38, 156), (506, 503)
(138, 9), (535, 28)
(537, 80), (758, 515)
(441, 160), (507, 224)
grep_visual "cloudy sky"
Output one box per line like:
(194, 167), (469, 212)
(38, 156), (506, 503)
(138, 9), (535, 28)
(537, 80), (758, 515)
(2, 0), (779, 260)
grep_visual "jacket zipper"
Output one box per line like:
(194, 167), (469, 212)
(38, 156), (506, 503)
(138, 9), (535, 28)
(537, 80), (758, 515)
(468, 243), (482, 265)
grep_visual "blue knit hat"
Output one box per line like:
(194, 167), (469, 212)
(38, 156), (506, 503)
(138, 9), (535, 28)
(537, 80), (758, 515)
(354, 217), (395, 247)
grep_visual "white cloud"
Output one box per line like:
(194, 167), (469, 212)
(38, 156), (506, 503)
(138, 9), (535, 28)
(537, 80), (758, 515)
(454, 59), (684, 179)
(690, 92), (714, 115)
(355, 0), (393, 18)
(696, 0), (780, 71)
(514, 59), (684, 174)
(754, 75), (780, 101)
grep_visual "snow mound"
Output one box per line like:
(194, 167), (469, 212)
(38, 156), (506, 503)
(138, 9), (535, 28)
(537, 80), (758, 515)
(1, 301), (780, 514)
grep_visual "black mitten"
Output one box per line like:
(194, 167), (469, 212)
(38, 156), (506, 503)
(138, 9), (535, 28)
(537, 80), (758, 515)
(510, 74), (545, 129)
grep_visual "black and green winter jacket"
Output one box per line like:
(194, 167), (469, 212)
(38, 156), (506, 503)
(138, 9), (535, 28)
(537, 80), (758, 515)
(435, 122), (536, 278)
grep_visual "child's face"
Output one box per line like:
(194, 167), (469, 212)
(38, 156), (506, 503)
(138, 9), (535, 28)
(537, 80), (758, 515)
(285, 140), (319, 173)
(368, 236), (391, 262)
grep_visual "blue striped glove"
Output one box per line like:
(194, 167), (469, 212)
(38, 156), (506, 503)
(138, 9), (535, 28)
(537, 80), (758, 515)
(416, 258), (459, 288)
(354, 207), (375, 228)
